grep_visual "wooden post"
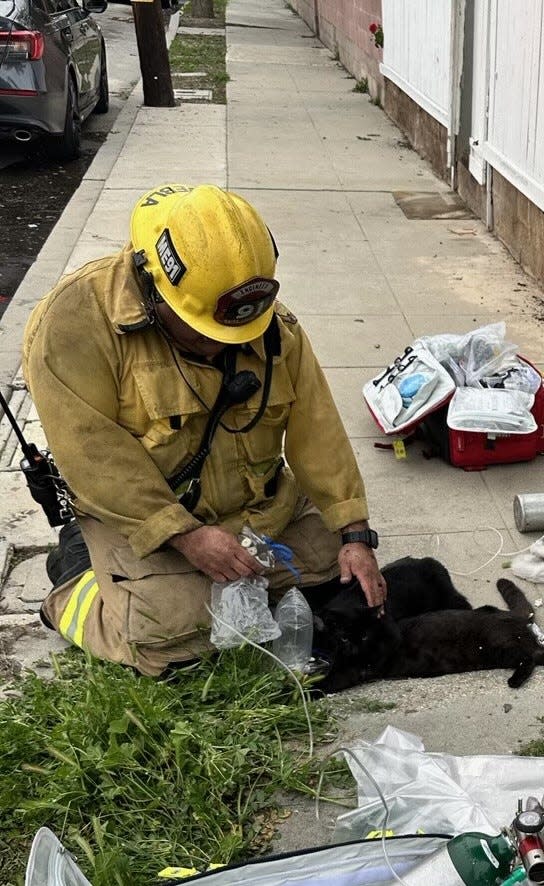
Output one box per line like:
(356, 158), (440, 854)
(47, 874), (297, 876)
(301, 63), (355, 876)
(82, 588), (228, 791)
(132, 0), (175, 107)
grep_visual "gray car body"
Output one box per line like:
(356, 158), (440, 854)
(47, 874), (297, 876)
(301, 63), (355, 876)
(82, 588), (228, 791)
(0, 0), (105, 139)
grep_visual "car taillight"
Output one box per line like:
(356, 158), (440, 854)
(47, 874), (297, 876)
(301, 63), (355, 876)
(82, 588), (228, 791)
(0, 30), (44, 61)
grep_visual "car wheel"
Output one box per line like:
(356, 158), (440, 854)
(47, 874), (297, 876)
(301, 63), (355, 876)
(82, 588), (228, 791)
(49, 77), (81, 161)
(93, 45), (109, 114)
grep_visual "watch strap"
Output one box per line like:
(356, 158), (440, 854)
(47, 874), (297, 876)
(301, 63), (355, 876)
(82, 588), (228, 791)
(341, 529), (379, 549)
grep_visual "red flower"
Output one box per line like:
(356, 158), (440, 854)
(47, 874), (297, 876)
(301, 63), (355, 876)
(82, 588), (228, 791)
(369, 22), (378, 33)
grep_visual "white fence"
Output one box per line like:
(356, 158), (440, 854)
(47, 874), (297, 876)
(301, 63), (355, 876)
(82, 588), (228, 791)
(381, 0), (453, 127)
(382, 0), (544, 213)
(474, 0), (544, 211)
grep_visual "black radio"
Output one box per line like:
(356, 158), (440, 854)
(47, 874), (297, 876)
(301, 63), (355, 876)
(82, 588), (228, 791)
(0, 389), (73, 527)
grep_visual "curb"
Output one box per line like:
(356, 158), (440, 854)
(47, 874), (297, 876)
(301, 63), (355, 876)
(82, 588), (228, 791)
(0, 9), (180, 403)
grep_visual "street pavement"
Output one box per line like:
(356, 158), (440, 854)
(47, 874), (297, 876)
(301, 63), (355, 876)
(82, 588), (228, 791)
(2, 0), (544, 854)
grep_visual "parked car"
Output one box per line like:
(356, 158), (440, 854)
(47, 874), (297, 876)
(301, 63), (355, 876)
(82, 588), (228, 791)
(0, 0), (109, 160)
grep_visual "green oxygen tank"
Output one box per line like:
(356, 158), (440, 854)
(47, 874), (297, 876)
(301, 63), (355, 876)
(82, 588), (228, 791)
(399, 832), (516, 885)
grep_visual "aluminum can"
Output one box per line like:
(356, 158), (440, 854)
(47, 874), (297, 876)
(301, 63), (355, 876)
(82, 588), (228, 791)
(514, 494), (544, 533)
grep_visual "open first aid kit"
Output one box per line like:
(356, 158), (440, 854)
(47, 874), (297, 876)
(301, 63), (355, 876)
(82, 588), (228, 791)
(363, 323), (544, 470)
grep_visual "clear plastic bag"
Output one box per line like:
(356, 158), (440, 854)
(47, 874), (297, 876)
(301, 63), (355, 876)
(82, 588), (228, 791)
(209, 527), (281, 649)
(272, 587), (313, 670)
(210, 575), (281, 649)
(446, 387), (537, 434)
(461, 323), (518, 388)
(416, 322), (535, 391)
(26, 827), (93, 886)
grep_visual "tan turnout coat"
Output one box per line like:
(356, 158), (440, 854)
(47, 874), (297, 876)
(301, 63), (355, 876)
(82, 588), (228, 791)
(22, 245), (370, 674)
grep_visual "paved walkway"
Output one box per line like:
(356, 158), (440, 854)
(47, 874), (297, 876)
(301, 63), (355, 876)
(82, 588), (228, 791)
(2, 0), (544, 849)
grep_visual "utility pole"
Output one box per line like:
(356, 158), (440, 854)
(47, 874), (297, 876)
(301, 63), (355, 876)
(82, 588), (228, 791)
(132, 0), (175, 107)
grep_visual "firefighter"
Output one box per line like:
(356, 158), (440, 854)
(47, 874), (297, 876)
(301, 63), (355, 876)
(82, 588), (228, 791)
(22, 184), (386, 676)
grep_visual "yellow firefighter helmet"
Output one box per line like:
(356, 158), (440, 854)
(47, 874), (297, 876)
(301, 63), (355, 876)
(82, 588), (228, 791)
(130, 183), (279, 344)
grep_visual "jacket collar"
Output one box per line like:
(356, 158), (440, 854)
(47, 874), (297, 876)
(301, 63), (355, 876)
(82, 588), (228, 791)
(109, 244), (153, 334)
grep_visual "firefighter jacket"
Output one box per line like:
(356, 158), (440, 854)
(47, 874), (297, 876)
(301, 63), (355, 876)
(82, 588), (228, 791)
(22, 245), (369, 559)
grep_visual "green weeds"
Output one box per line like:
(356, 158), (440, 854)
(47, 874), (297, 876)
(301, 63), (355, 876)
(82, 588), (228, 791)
(519, 716), (544, 757)
(169, 33), (228, 103)
(171, 0), (228, 103)
(353, 78), (369, 94)
(182, 0), (227, 18)
(0, 648), (336, 885)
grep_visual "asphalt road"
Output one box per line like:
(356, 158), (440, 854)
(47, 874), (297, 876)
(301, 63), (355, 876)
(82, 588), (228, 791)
(0, 3), (142, 317)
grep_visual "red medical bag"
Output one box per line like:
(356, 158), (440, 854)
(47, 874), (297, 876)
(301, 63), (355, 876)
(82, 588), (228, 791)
(418, 358), (544, 470)
(364, 352), (544, 471)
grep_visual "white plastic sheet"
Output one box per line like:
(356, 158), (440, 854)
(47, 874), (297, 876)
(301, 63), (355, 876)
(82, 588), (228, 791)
(333, 726), (544, 844)
(511, 536), (544, 583)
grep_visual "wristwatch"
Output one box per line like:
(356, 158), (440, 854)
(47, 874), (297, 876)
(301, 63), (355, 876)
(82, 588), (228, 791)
(341, 529), (379, 549)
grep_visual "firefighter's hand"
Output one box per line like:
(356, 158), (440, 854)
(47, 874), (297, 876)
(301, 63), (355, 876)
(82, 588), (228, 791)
(170, 526), (265, 583)
(338, 543), (387, 611)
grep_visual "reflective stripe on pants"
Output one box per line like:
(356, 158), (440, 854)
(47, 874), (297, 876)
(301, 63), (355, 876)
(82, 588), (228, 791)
(58, 569), (99, 648)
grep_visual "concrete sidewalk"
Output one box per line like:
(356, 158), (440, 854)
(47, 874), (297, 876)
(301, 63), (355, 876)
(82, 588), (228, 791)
(2, 0), (544, 845)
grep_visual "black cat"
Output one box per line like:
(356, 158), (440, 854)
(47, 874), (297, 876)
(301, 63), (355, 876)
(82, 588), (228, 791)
(313, 557), (544, 693)
(311, 555), (472, 691)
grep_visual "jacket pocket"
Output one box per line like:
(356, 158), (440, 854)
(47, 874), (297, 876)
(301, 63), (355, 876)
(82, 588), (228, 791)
(244, 457), (284, 506)
(104, 544), (206, 645)
(132, 361), (213, 448)
(106, 543), (195, 580)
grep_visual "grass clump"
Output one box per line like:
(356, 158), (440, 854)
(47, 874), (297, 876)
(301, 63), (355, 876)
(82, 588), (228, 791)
(519, 716), (544, 757)
(181, 0), (227, 18)
(169, 32), (228, 103)
(356, 698), (395, 713)
(171, 0), (228, 103)
(0, 648), (336, 886)
(353, 77), (369, 94)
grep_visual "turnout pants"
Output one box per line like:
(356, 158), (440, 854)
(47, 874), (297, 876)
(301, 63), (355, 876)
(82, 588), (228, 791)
(41, 498), (342, 676)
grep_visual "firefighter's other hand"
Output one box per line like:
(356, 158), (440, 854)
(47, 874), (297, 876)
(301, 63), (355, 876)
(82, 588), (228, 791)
(170, 526), (265, 582)
(338, 543), (387, 612)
